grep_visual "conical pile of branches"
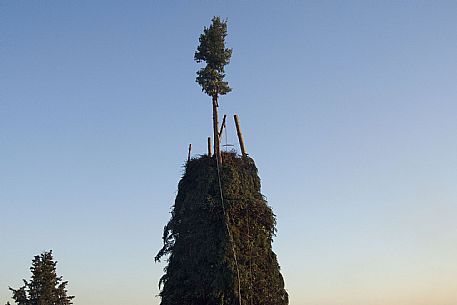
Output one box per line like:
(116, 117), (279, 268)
(156, 152), (288, 305)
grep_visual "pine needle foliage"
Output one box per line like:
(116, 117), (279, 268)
(195, 16), (232, 99)
(7, 251), (74, 305)
(156, 152), (288, 305)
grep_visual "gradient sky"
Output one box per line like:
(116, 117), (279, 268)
(1, 1), (457, 305)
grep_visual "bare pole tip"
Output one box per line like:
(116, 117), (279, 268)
(233, 114), (247, 157)
(187, 143), (192, 162)
(207, 137), (212, 157)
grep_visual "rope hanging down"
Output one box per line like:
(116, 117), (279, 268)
(215, 152), (242, 305)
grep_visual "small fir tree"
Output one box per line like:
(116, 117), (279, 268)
(7, 251), (74, 305)
(195, 16), (232, 163)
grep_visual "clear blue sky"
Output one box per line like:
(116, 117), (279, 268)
(1, 1), (457, 304)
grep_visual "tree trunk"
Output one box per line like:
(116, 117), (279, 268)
(212, 96), (221, 164)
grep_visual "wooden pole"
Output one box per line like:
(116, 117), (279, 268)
(234, 114), (247, 156)
(187, 144), (192, 162)
(207, 137), (212, 157)
(212, 97), (221, 164)
(219, 114), (227, 139)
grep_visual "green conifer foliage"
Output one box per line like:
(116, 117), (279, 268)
(156, 152), (288, 305)
(7, 251), (74, 305)
(195, 16), (232, 99)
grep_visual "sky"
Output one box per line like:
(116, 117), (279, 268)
(1, 1), (457, 304)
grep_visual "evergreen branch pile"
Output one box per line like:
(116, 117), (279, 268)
(156, 152), (288, 305)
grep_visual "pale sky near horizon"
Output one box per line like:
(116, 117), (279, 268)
(1, 1), (457, 305)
